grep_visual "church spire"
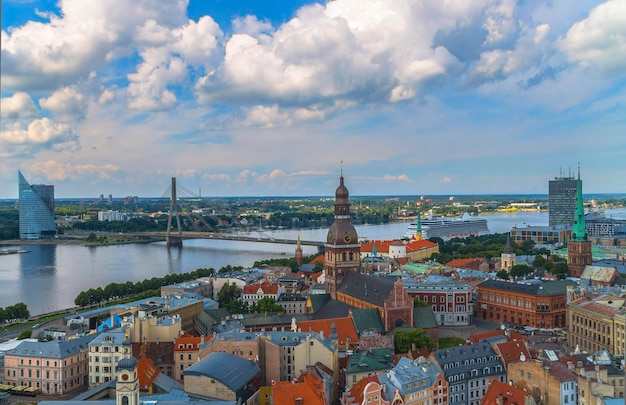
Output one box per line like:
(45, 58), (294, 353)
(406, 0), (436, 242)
(414, 210), (422, 240)
(571, 163), (587, 242)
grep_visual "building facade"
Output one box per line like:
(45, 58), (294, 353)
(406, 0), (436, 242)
(404, 279), (473, 326)
(18, 170), (56, 239)
(476, 279), (575, 329)
(566, 295), (625, 355)
(548, 174), (578, 227)
(431, 343), (506, 405)
(88, 329), (132, 388)
(4, 335), (93, 395)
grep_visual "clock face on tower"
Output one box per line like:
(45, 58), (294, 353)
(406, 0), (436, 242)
(328, 233), (334, 244)
(343, 234), (351, 243)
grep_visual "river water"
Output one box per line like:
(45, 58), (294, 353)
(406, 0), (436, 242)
(1, 209), (624, 316)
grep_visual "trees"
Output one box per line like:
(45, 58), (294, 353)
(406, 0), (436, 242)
(250, 296), (284, 314)
(393, 328), (434, 353)
(0, 302), (30, 324)
(217, 282), (247, 314)
(496, 270), (510, 280)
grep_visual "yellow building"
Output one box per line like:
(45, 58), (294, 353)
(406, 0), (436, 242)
(566, 294), (625, 355)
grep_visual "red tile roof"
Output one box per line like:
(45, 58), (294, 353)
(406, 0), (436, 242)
(482, 379), (532, 405)
(310, 255), (325, 264)
(272, 371), (326, 405)
(136, 354), (160, 390)
(495, 341), (531, 365)
(467, 330), (527, 345)
(405, 240), (438, 252)
(174, 333), (213, 351)
(297, 316), (359, 346)
(243, 283), (281, 295)
(310, 271), (323, 282)
(361, 241), (392, 254)
(345, 375), (381, 405)
(446, 258), (483, 268)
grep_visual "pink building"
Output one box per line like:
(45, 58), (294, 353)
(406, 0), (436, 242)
(4, 335), (93, 395)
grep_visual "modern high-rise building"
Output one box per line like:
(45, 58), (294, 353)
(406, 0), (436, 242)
(548, 170), (578, 227)
(18, 170), (56, 239)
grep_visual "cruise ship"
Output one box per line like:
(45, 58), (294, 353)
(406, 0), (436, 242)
(404, 213), (490, 240)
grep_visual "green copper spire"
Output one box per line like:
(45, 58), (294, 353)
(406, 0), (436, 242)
(571, 164), (587, 241)
(416, 210), (422, 234)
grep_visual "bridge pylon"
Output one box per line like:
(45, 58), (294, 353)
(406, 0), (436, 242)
(166, 177), (183, 247)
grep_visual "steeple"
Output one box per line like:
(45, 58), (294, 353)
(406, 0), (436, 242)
(414, 210), (423, 240)
(571, 164), (587, 242)
(295, 230), (303, 265)
(503, 233), (515, 254)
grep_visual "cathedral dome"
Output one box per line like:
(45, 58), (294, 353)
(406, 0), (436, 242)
(335, 176), (349, 201)
(327, 222), (358, 246)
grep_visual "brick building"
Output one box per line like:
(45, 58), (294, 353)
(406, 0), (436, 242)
(476, 279), (576, 328)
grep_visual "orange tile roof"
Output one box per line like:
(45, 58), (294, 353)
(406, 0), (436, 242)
(243, 283), (281, 295)
(297, 316), (359, 346)
(174, 333), (213, 351)
(310, 271), (323, 282)
(495, 341), (531, 365)
(361, 241), (392, 254)
(467, 330), (527, 345)
(272, 371), (326, 405)
(310, 255), (325, 264)
(136, 354), (160, 390)
(482, 379), (532, 405)
(405, 240), (438, 252)
(446, 258), (482, 268)
(346, 375), (381, 405)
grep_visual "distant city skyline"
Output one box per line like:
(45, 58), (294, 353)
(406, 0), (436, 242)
(1, 0), (625, 198)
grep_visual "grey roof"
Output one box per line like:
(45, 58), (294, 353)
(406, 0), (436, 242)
(240, 313), (311, 327)
(89, 328), (127, 345)
(184, 352), (260, 392)
(311, 298), (352, 319)
(413, 306), (438, 329)
(339, 272), (395, 307)
(351, 308), (385, 334)
(7, 333), (96, 359)
(433, 342), (505, 381)
(386, 357), (441, 395)
(308, 293), (331, 312)
(479, 279), (577, 296)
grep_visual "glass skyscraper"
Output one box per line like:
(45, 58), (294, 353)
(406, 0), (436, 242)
(18, 170), (56, 239)
(548, 174), (578, 227)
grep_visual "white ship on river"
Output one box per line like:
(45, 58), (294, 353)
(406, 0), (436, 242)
(405, 212), (490, 240)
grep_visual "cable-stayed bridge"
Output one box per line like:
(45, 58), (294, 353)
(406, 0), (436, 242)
(160, 177), (324, 251)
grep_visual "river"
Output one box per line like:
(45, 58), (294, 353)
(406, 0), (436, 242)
(1, 209), (624, 316)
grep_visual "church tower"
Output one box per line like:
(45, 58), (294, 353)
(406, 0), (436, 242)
(295, 230), (303, 266)
(325, 168), (360, 299)
(500, 233), (516, 271)
(567, 165), (592, 278)
(413, 210), (423, 240)
(115, 358), (139, 405)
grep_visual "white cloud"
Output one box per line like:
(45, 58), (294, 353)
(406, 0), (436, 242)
(0, 118), (79, 158)
(28, 160), (120, 181)
(232, 15), (273, 36)
(127, 16), (222, 111)
(383, 174), (411, 181)
(1, 0), (190, 91)
(195, 0), (488, 106)
(0, 92), (39, 119)
(39, 86), (88, 121)
(559, 0), (626, 74)
(98, 88), (116, 105)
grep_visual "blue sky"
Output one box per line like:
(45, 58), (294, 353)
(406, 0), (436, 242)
(1, 0), (625, 198)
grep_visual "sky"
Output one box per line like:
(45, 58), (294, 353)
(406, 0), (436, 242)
(1, 0), (625, 199)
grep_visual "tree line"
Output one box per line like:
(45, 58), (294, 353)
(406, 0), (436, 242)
(0, 303), (30, 325)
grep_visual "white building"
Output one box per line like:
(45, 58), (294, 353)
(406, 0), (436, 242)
(88, 328), (132, 388)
